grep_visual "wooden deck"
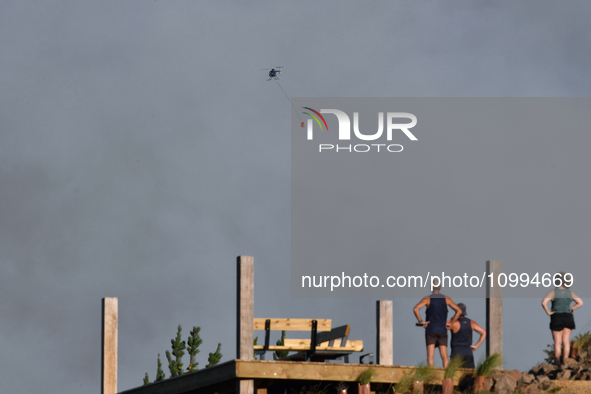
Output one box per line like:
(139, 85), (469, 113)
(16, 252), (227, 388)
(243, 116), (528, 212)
(119, 360), (469, 394)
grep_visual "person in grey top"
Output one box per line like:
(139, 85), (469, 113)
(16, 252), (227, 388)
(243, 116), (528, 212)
(542, 272), (583, 365)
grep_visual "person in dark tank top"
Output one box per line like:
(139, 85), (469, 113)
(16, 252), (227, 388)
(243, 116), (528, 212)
(447, 303), (486, 369)
(542, 272), (584, 365)
(413, 280), (462, 367)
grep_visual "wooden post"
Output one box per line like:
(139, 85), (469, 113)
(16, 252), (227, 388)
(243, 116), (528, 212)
(486, 260), (503, 368)
(376, 300), (393, 365)
(102, 297), (118, 394)
(237, 256), (254, 394)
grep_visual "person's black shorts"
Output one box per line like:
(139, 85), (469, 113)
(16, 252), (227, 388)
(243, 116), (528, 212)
(450, 351), (475, 369)
(425, 332), (448, 348)
(550, 312), (575, 331)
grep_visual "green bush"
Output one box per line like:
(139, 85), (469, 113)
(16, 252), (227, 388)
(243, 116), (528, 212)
(156, 354), (165, 381)
(544, 330), (591, 364)
(143, 324), (223, 384)
(187, 327), (203, 371)
(169, 325), (186, 375)
(273, 330), (289, 360)
(573, 331), (591, 350)
(206, 343), (223, 368)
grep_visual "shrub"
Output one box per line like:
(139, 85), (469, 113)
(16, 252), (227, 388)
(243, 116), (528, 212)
(156, 354), (165, 381)
(573, 332), (591, 350)
(143, 324), (223, 384)
(273, 330), (289, 360)
(206, 343), (223, 368)
(187, 327), (203, 371)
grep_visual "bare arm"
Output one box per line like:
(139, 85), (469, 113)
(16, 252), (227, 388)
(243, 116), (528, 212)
(571, 291), (584, 312)
(413, 297), (430, 328)
(448, 320), (460, 333)
(446, 298), (462, 325)
(542, 289), (555, 316)
(471, 321), (487, 351)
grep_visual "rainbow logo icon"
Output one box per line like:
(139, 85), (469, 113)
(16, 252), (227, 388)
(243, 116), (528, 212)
(302, 107), (328, 131)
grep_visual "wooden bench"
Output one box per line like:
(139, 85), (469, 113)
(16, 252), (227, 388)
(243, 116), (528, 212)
(253, 318), (363, 363)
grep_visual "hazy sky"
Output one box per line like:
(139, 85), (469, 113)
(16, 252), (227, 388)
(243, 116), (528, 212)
(2, 1), (591, 393)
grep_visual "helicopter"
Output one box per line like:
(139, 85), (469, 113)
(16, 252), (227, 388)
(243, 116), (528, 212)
(260, 65), (304, 127)
(260, 66), (284, 81)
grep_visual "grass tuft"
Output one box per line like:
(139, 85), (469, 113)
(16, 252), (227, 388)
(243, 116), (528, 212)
(444, 356), (465, 379)
(358, 368), (376, 385)
(412, 363), (434, 383)
(547, 386), (563, 393)
(394, 372), (414, 394)
(475, 353), (502, 377)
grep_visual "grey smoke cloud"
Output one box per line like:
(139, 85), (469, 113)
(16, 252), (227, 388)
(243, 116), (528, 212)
(1, 1), (591, 392)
